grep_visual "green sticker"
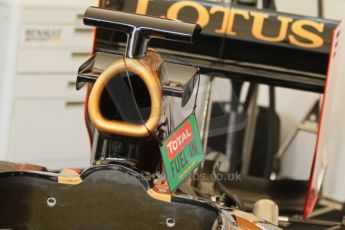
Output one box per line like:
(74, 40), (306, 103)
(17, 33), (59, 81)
(160, 114), (204, 192)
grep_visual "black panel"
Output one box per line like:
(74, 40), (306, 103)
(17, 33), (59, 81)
(92, 0), (339, 92)
(0, 165), (219, 229)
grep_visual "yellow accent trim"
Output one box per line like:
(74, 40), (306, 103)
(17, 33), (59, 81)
(147, 189), (171, 203)
(88, 52), (163, 137)
(58, 176), (83, 185)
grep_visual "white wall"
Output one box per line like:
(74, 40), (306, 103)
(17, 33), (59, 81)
(275, 0), (318, 17)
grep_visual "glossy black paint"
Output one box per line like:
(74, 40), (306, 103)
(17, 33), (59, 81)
(77, 52), (200, 104)
(0, 165), (219, 229)
(84, 7), (201, 58)
(95, 0), (339, 92)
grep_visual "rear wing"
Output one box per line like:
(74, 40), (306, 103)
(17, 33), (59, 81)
(94, 0), (338, 92)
